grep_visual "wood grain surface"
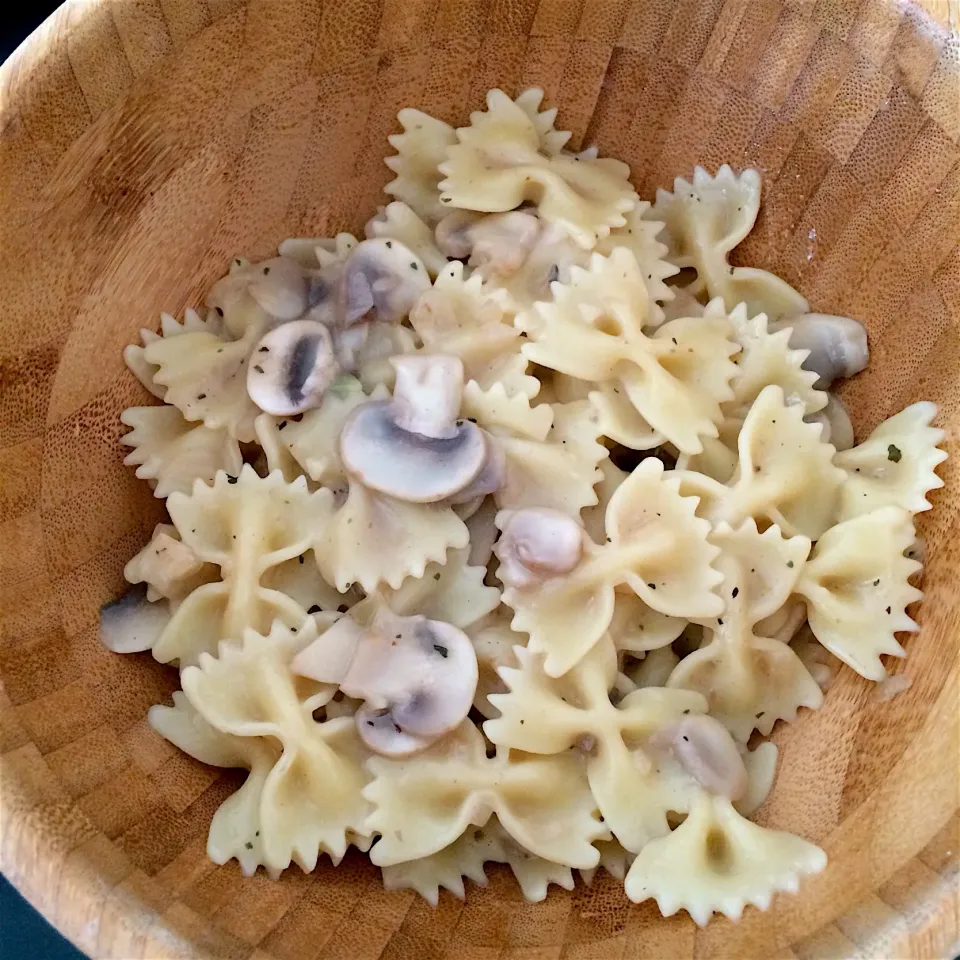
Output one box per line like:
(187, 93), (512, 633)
(1, 1), (958, 958)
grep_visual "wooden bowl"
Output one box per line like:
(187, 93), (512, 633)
(1, 1), (958, 957)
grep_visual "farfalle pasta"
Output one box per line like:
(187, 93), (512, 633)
(103, 87), (946, 923)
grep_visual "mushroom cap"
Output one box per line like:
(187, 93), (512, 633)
(390, 354), (464, 440)
(449, 433), (505, 504)
(340, 238), (431, 325)
(99, 585), (170, 654)
(434, 210), (484, 259)
(340, 400), (486, 503)
(468, 211), (541, 277)
(247, 257), (310, 321)
(355, 704), (434, 757)
(773, 313), (868, 388)
(290, 615), (366, 684)
(247, 319), (338, 416)
(342, 612), (478, 746)
(494, 507), (584, 589)
(650, 714), (749, 801)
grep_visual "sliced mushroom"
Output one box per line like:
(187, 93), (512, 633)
(390, 354), (464, 439)
(355, 704), (434, 756)
(435, 211), (541, 279)
(650, 714), (748, 801)
(339, 355), (487, 502)
(247, 257), (310, 321)
(246, 319), (338, 416)
(99, 585), (171, 654)
(340, 238), (430, 325)
(290, 615), (366, 684)
(449, 436), (506, 504)
(494, 508), (584, 589)
(341, 611), (478, 753)
(772, 313), (868, 388)
(806, 392), (854, 450)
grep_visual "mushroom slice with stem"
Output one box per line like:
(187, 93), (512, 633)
(340, 238), (431, 325)
(649, 714), (749, 802)
(340, 355), (487, 503)
(494, 508), (584, 589)
(246, 319), (338, 416)
(770, 314), (868, 389)
(290, 615), (367, 685)
(341, 610), (479, 755)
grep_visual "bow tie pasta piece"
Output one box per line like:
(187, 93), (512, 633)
(180, 619), (371, 871)
(500, 458), (722, 677)
(486, 642), (707, 852)
(834, 402), (947, 520)
(263, 551), (361, 616)
(124, 523), (217, 602)
(462, 385), (606, 514)
(681, 385), (845, 539)
(254, 414), (309, 484)
(364, 721), (604, 868)
(152, 581), (307, 667)
(596, 203), (679, 328)
(649, 165), (808, 321)
(280, 377), (389, 486)
(278, 232), (358, 269)
(520, 251), (739, 455)
(725, 306), (826, 423)
(513, 87), (572, 155)
(365, 202), (448, 277)
(384, 109), (458, 223)
(624, 793), (826, 924)
(386, 547), (500, 630)
(591, 382), (664, 451)
(469, 614), (525, 719)
(438, 89), (637, 248)
(124, 308), (219, 398)
(149, 690), (281, 876)
(351, 322), (419, 394)
(667, 521), (822, 742)
(579, 837), (634, 886)
(143, 325), (262, 442)
(794, 507), (922, 680)
(582, 459), (627, 544)
(675, 433), (740, 484)
(410, 263), (538, 398)
(121, 406), (243, 499)
(382, 817), (574, 904)
(609, 594), (686, 656)
(315, 482), (469, 593)
(168, 467), (333, 575)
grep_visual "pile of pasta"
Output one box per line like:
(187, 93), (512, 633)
(106, 89), (947, 924)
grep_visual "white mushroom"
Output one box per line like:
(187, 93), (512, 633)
(99, 585), (171, 654)
(123, 529), (211, 602)
(290, 615), (366, 684)
(339, 355), (487, 502)
(806, 393), (855, 450)
(449, 436), (506, 505)
(355, 705), (434, 756)
(247, 257), (310, 320)
(435, 210), (541, 279)
(390, 354), (464, 439)
(340, 238), (430, 325)
(246, 319), (338, 416)
(342, 610), (478, 755)
(650, 714), (749, 801)
(494, 508), (584, 589)
(772, 313), (868, 388)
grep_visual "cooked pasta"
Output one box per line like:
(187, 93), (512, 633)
(102, 87), (946, 925)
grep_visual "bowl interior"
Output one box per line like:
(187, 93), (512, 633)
(0, 1), (958, 958)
